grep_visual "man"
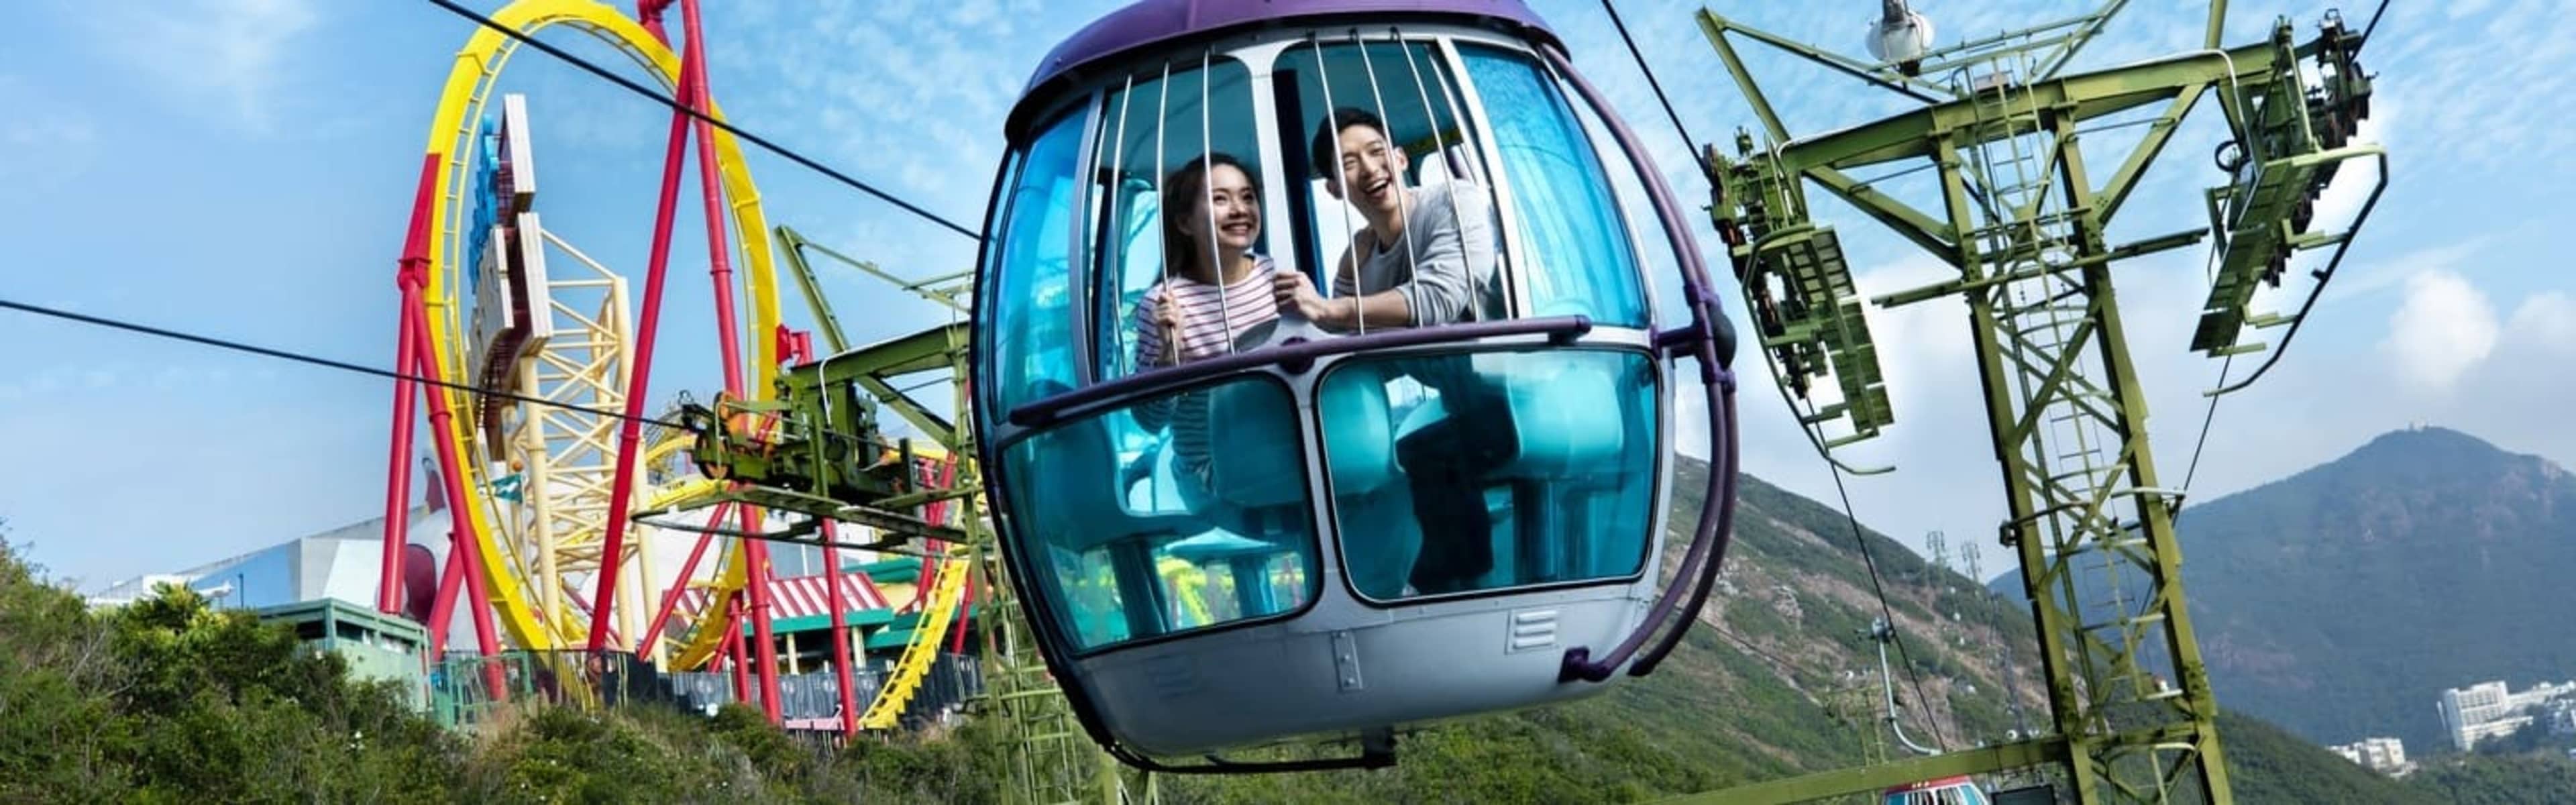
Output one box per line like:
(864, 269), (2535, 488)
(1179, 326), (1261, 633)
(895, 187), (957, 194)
(1277, 107), (1508, 595)
(1275, 108), (1499, 330)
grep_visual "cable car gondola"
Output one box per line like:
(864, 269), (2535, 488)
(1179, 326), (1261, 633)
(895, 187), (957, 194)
(969, 0), (1740, 771)
(1884, 775), (1990, 805)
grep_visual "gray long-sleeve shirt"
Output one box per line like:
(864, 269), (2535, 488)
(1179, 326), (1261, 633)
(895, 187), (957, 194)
(1331, 178), (1502, 326)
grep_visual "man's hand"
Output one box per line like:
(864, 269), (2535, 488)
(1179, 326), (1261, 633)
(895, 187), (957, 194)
(1272, 270), (1341, 324)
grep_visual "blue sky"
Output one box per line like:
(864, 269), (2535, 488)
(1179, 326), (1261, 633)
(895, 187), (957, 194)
(1, 0), (2568, 591)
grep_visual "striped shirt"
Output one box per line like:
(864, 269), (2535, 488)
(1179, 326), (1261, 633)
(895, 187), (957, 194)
(1129, 255), (1283, 486)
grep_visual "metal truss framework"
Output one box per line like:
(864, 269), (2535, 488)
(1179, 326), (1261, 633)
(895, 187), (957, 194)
(1677, 3), (2385, 803)
(490, 229), (662, 653)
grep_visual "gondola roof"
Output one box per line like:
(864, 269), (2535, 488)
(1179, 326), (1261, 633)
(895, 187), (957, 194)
(1006, 0), (1560, 136)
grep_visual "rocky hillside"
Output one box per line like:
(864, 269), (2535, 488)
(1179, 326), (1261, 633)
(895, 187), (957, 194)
(1991, 427), (2576, 754)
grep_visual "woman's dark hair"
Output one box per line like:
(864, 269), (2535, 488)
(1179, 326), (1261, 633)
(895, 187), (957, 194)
(1160, 152), (1261, 282)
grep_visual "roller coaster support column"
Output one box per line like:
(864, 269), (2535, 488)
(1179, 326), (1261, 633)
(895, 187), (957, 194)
(378, 153), (437, 614)
(725, 594), (751, 702)
(635, 0), (672, 41)
(583, 11), (700, 654)
(678, 0), (784, 722)
(634, 501), (731, 653)
(761, 324), (860, 739)
(413, 301), (508, 700)
(822, 521), (860, 739)
(676, 0), (744, 400)
(427, 537), (464, 653)
(394, 150), (501, 696)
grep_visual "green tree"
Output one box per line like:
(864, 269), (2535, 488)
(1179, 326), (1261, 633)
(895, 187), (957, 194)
(98, 582), (464, 802)
(0, 533), (463, 803)
(0, 526), (134, 801)
(2408, 753), (2576, 804)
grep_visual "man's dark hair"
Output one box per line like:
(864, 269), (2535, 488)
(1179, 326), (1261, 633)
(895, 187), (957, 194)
(1309, 107), (1389, 179)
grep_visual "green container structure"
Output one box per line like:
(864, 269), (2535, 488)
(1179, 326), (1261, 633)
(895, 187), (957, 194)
(252, 598), (433, 712)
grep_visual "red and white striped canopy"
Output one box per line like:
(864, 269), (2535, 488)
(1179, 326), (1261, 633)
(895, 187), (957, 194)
(672, 571), (890, 622)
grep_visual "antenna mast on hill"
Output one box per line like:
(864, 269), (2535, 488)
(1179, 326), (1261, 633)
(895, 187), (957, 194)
(1673, 1), (2390, 802)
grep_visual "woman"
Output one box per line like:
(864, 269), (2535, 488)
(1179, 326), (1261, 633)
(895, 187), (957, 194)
(1130, 152), (1278, 370)
(1128, 152), (1288, 533)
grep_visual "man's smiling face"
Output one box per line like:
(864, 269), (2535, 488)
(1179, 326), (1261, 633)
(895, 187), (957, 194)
(1333, 122), (1409, 219)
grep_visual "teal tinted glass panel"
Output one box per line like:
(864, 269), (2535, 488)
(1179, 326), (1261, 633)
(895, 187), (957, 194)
(981, 109), (1089, 420)
(1457, 45), (1648, 327)
(1001, 376), (1320, 653)
(1318, 348), (1658, 600)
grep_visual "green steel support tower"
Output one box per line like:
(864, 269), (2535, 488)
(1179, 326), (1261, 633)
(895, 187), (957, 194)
(1676, 3), (2388, 802)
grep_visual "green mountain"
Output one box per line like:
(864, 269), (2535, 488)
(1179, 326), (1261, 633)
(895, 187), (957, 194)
(1167, 460), (2429, 804)
(2402, 751), (2576, 804)
(1989, 427), (2576, 755)
(2217, 709), (2435, 805)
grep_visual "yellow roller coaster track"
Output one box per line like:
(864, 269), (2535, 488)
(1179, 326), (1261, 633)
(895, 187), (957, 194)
(852, 447), (975, 729)
(419, 0), (778, 667)
(861, 541), (973, 729)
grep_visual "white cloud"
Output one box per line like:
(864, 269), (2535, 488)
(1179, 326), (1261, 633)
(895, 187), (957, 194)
(2307, 98), (2392, 234)
(2321, 238), (2484, 309)
(87, 0), (320, 133)
(1673, 372), (1714, 462)
(148, 365), (191, 391)
(0, 107), (94, 148)
(2447, 0), (2498, 19)
(2507, 291), (2576, 352)
(0, 76), (98, 191)
(1849, 255), (1971, 417)
(2379, 268), (2499, 392)
(2359, 0), (2576, 173)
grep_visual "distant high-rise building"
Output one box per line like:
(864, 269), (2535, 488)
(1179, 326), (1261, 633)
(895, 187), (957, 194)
(2328, 737), (2409, 775)
(2438, 679), (2576, 751)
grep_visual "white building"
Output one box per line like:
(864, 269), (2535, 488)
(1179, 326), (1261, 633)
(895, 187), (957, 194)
(2438, 679), (2576, 751)
(86, 507), (438, 613)
(80, 458), (869, 654)
(2328, 737), (2408, 775)
(2511, 680), (2576, 709)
